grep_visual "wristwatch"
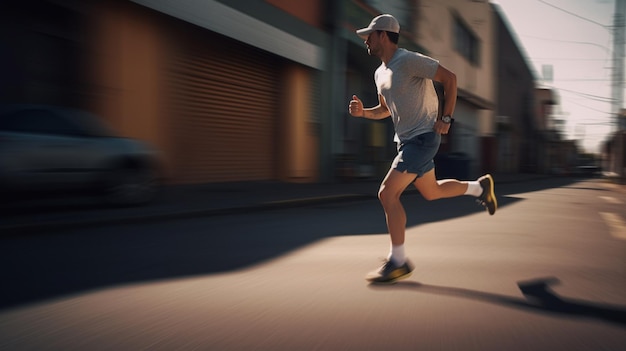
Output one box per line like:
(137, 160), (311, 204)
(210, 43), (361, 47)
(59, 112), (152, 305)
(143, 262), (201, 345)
(441, 115), (454, 124)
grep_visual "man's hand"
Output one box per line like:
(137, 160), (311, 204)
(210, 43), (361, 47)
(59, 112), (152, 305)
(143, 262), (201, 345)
(434, 119), (452, 135)
(349, 95), (364, 117)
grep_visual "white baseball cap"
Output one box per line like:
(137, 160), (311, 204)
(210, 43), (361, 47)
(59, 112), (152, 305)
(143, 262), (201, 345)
(356, 14), (400, 39)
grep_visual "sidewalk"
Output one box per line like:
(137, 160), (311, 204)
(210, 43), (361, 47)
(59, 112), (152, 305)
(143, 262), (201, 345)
(2, 173), (549, 234)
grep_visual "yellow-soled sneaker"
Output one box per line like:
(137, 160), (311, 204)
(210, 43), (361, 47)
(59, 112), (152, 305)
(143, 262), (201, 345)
(366, 259), (414, 284)
(478, 174), (497, 215)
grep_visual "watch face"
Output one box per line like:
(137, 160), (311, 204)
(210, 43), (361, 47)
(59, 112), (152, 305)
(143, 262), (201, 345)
(442, 116), (452, 123)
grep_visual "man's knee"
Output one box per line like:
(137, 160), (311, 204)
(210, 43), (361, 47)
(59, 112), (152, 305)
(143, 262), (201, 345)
(377, 187), (387, 202)
(378, 186), (400, 206)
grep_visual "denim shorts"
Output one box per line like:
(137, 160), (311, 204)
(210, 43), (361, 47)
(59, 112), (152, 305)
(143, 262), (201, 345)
(391, 132), (441, 178)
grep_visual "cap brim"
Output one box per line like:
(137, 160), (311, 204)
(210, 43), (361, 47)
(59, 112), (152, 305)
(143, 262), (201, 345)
(356, 28), (374, 39)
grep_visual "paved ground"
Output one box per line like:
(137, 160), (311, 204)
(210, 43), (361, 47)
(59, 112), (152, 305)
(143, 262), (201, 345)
(1, 177), (624, 350)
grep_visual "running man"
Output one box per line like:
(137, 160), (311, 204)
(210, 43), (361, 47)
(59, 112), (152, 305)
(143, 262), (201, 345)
(349, 14), (497, 283)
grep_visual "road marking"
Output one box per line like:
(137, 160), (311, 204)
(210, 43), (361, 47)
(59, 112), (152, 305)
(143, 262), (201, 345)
(599, 212), (626, 240)
(599, 196), (624, 205)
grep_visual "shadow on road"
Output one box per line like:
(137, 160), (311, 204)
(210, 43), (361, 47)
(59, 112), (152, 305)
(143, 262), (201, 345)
(369, 277), (626, 327)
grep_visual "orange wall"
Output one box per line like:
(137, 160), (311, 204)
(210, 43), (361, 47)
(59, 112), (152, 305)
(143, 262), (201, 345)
(90, 1), (321, 184)
(91, 1), (173, 178)
(279, 64), (319, 182)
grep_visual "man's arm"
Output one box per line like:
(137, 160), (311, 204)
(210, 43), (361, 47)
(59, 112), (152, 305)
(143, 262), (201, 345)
(432, 64), (457, 135)
(432, 64), (457, 118)
(349, 94), (391, 120)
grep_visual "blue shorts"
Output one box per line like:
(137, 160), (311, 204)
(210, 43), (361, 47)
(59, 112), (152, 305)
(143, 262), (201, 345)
(391, 132), (441, 178)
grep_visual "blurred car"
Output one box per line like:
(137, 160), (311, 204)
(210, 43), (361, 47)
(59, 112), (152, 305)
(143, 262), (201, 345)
(575, 165), (602, 177)
(0, 104), (161, 206)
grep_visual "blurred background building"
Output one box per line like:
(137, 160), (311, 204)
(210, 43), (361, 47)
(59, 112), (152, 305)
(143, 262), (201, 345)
(1, 0), (618, 185)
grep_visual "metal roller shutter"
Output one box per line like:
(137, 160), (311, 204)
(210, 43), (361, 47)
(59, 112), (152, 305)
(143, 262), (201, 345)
(168, 30), (279, 183)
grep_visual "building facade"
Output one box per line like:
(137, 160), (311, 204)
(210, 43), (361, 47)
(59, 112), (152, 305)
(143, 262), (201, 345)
(2, 0), (544, 185)
(2, 0), (329, 184)
(93, 0), (328, 183)
(413, 0), (497, 177)
(492, 3), (538, 174)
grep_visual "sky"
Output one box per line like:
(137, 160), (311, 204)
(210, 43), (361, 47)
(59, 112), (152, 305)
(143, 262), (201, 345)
(492, 0), (622, 154)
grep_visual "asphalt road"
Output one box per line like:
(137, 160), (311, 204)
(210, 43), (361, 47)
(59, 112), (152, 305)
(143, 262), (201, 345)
(1, 178), (625, 350)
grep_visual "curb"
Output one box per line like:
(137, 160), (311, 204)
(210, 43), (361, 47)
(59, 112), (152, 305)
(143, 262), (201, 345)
(1, 193), (373, 236)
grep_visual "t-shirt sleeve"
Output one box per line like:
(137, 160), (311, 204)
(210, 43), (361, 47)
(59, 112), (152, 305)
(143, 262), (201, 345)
(408, 52), (439, 79)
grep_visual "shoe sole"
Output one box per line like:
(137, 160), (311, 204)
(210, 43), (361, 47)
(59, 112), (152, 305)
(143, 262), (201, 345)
(484, 174), (497, 215)
(366, 270), (413, 284)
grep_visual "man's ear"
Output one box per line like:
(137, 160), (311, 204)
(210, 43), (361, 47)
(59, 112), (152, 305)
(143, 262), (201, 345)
(379, 31), (388, 42)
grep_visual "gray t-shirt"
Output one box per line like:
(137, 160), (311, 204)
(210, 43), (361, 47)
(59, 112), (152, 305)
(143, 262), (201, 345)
(375, 48), (439, 143)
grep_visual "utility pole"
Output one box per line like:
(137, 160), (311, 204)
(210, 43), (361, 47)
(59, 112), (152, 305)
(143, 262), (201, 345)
(612, 0), (625, 130)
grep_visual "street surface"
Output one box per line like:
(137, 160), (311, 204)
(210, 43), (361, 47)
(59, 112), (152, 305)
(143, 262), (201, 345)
(1, 178), (625, 350)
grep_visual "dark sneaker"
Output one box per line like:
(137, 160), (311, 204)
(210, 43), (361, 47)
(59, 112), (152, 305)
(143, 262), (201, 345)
(478, 174), (497, 215)
(366, 259), (414, 284)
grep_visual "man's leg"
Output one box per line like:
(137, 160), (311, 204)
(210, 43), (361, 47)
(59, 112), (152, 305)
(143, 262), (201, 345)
(414, 170), (498, 214)
(413, 169), (468, 201)
(378, 168), (419, 246)
(366, 168), (416, 283)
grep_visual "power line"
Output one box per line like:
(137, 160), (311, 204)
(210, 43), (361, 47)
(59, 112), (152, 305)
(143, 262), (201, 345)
(558, 87), (615, 103)
(556, 79), (615, 82)
(528, 57), (609, 62)
(520, 34), (611, 53)
(578, 122), (614, 126)
(562, 96), (614, 115)
(536, 0), (612, 30)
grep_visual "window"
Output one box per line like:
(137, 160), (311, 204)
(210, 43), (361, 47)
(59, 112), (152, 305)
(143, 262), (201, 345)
(454, 16), (480, 66)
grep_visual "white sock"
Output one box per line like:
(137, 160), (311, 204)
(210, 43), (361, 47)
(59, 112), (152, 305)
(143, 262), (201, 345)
(388, 244), (406, 265)
(464, 181), (482, 197)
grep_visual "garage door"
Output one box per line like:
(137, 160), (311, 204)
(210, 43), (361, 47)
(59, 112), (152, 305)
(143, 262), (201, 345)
(167, 28), (280, 183)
